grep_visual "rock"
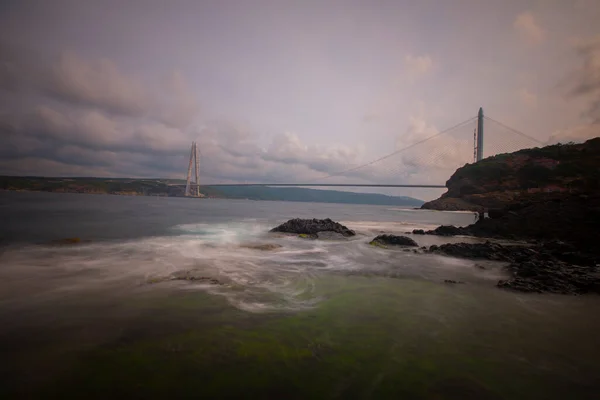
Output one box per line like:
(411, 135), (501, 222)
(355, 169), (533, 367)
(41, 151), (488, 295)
(170, 270), (222, 285)
(425, 225), (469, 236)
(241, 243), (282, 251)
(413, 229), (425, 235)
(444, 279), (465, 284)
(421, 197), (484, 212)
(429, 241), (600, 295)
(369, 234), (418, 248)
(428, 241), (532, 262)
(488, 208), (505, 219)
(270, 218), (355, 237)
(316, 231), (349, 240)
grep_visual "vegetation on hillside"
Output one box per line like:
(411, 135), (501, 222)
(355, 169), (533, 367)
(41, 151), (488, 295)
(0, 176), (423, 206)
(447, 137), (600, 195)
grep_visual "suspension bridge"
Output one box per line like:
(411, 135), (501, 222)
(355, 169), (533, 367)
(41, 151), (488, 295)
(181, 108), (545, 197)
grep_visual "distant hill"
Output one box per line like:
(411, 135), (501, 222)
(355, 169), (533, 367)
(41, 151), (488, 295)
(422, 137), (600, 211)
(0, 176), (424, 207)
(204, 186), (424, 207)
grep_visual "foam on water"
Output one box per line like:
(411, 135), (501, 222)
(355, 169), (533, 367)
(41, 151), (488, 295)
(0, 219), (506, 313)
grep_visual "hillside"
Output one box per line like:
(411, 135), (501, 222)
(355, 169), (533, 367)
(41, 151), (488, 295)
(0, 176), (423, 207)
(209, 186), (423, 206)
(422, 137), (600, 211)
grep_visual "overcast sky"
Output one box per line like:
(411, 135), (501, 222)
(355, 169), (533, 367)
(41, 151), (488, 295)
(1, 0), (599, 200)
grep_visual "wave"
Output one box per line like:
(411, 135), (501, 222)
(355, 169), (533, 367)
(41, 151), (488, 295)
(0, 219), (502, 313)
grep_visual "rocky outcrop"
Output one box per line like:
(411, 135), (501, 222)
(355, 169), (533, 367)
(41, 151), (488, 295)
(428, 241), (600, 295)
(423, 137), (600, 212)
(414, 191), (600, 256)
(369, 234), (418, 247)
(270, 218), (355, 237)
(421, 197), (484, 212)
(413, 225), (470, 236)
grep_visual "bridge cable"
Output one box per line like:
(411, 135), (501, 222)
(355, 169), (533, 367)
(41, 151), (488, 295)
(316, 116), (478, 180)
(483, 116), (545, 146)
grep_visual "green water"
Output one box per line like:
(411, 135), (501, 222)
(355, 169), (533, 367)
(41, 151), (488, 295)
(4, 275), (597, 399)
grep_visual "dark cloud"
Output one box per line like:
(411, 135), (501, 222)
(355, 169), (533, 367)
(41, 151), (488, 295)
(0, 41), (44, 93)
(568, 36), (600, 123)
(0, 44), (200, 129)
(42, 52), (151, 117)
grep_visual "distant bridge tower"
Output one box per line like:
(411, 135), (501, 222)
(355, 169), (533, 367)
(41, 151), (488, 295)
(475, 107), (484, 162)
(185, 141), (202, 197)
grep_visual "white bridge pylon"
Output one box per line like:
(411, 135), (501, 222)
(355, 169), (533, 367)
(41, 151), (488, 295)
(185, 141), (203, 197)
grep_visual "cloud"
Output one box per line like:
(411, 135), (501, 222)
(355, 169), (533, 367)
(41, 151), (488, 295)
(396, 116), (472, 180)
(514, 12), (545, 44)
(518, 88), (538, 108)
(0, 41), (42, 93)
(157, 70), (201, 129)
(0, 46), (200, 129)
(17, 106), (191, 155)
(566, 35), (600, 123)
(404, 55), (433, 80)
(44, 52), (150, 116)
(0, 106), (369, 184)
(547, 124), (600, 144)
(263, 132), (362, 174)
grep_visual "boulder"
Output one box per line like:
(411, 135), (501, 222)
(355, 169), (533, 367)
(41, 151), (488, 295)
(270, 218), (355, 237)
(369, 234), (418, 248)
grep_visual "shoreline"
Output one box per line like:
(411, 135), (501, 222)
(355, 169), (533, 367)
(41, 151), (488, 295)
(0, 188), (426, 208)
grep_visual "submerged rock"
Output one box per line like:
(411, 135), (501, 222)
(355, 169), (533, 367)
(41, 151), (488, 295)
(240, 243), (283, 251)
(369, 234), (418, 248)
(170, 270), (222, 285)
(270, 218), (355, 237)
(444, 279), (465, 284)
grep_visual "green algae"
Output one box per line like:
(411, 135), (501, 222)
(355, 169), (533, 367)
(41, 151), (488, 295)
(13, 276), (599, 400)
(368, 240), (387, 248)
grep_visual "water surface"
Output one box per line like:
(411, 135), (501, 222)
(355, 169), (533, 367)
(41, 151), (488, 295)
(1, 191), (598, 399)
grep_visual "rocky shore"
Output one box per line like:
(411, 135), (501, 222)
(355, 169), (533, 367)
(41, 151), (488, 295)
(271, 217), (600, 295)
(415, 193), (600, 252)
(428, 241), (600, 294)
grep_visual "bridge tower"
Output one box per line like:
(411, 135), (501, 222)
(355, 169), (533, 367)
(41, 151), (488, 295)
(476, 107), (484, 162)
(185, 141), (202, 197)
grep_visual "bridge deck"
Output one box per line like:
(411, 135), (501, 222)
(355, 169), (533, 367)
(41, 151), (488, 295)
(172, 183), (446, 188)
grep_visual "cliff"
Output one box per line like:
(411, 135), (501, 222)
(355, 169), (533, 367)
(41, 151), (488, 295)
(422, 137), (600, 211)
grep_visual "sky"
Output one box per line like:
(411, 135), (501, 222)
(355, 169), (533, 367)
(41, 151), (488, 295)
(1, 0), (600, 200)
